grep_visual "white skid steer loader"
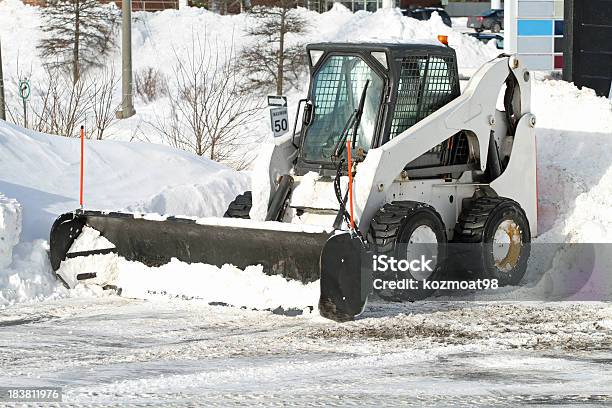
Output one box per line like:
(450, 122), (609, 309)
(50, 42), (537, 322)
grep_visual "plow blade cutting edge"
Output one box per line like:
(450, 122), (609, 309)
(49, 210), (371, 321)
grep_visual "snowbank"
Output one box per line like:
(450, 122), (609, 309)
(532, 81), (612, 243)
(306, 4), (496, 70)
(0, 194), (21, 269)
(0, 120), (249, 306)
(0, 240), (66, 306)
(0, 192), (65, 306)
(0, 120), (249, 240)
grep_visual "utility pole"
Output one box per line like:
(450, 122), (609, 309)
(0, 37), (6, 121)
(117, 0), (135, 119)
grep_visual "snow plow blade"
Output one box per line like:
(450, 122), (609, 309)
(49, 210), (371, 321)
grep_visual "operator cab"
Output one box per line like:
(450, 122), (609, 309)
(295, 42), (468, 178)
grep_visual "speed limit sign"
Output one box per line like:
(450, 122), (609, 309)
(269, 107), (289, 137)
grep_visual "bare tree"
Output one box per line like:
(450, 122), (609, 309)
(38, 0), (119, 84)
(4, 54), (33, 127)
(27, 68), (92, 137)
(150, 35), (263, 169)
(90, 66), (120, 140)
(5, 64), (118, 140)
(240, 1), (308, 95)
(135, 67), (167, 103)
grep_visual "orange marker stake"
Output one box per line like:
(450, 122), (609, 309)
(80, 125), (84, 208)
(347, 139), (355, 229)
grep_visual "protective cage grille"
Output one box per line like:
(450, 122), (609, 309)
(390, 53), (464, 170)
(389, 54), (460, 139)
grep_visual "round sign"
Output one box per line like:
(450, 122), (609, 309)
(18, 79), (30, 100)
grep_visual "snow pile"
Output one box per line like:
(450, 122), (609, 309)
(290, 171), (347, 210)
(194, 216), (330, 233)
(127, 180), (249, 219)
(0, 120), (249, 241)
(117, 259), (319, 311)
(0, 240), (66, 306)
(307, 4), (496, 70)
(532, 81), (612, 243)
(0, 194), (21, 269)
(0, 193), (67, 306)
(0, 120), (249, 305)
(56, 224), (321, 310)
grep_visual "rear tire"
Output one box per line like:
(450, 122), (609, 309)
(454, 197), (530, 286)
(223, 191), (252, 219)
(368, 201), (447, 302)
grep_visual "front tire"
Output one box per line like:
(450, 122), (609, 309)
(454, 197), (531, 286)
(368, 201), (448, 302)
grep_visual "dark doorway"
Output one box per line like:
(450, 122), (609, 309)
(564, 0), (612, 97)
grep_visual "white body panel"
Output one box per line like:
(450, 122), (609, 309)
(352, 56), (536, 236)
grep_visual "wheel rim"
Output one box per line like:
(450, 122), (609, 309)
(492, 219), (523, 271)
(405, 225), (438, 280)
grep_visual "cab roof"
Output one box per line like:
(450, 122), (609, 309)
(306, 41), (453, 59)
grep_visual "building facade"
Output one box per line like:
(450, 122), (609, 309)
(22, 0), (179, 11)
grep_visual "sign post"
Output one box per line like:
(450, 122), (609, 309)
(0, 37), (5, 121)
(18, 78), (30, 128)
(268, 95), (289, 138)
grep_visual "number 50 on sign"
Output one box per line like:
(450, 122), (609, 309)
(269, 107), (289, 137)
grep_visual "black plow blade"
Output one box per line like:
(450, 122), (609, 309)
(319, 232), (372, 322)
(50, 210), (332, 284)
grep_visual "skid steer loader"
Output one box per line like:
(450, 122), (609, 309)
(49, 42), (537, 322)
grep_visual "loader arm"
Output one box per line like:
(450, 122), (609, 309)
(354, 55), (537, 236)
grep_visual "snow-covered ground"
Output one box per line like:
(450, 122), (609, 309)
(0, 1), (611, 405)
(1, 298), (610, 405)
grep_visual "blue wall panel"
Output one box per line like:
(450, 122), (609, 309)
(518, 19), (554, 36)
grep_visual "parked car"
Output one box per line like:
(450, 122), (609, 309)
(467, 9), (504, 33)
(402, 7), (452, 27)
(468, 33), (504, 50)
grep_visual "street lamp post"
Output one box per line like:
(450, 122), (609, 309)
(117, 0), (135, 119)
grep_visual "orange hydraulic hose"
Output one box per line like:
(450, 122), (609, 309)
(347, 139), (355, 229)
